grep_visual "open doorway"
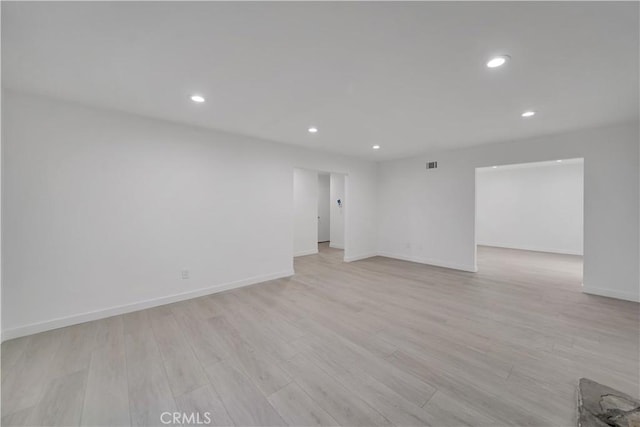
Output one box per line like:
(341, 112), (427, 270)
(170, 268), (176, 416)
(475, 158), (584, 289)
(318, 173), (331, 244)
(293, 168), (346, 260)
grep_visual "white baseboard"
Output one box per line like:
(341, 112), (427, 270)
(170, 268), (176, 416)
(344, 252), (377, 262)
(1, 269), (294, 342)
(329, 243), (344, 250)
(477, 242), (583, 256)
(377, 251), (478, 273)
(582, 285), (640, 303)
(294, 249), (319, 257)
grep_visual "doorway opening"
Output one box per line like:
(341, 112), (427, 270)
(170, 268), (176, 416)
(293, 168), (346, 260)
(317, 173), (331, 245)
(475, 158), (584, 289)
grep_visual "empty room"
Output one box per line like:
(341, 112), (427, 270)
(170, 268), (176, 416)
(1, 2), (638, 427)
(475, 159), (585, 295)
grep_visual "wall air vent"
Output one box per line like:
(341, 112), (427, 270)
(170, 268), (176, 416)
(426, 161), (438, 169)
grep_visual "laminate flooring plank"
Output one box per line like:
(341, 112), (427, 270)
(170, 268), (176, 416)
(207, 315), (292, 396)
(2, 328), (65, 415)
(267, 382), (339, 427)
(81, 316), (130, 426)
(211, 296), (298, 362)
(47, 321), (98, 379)
(171, 308), (227, 368)
(123, 311), (177, 426)
(0, 335), (30, 376)
(294, 324), (437, 407)
(174, 384), (234, 427)
(203, 360), (286, 427)
(148, 310), (208, 397)
(2, 244), (638, 427)
(421, 391), (503, 427)
(283, 354), (393, 427)
(387, 350), (555, 427)
(299, 346), (435, 427)
(27, 370), (87, 426)
(0, 406), (34, 427)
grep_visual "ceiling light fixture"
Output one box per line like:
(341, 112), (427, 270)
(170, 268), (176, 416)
(372, 145), (380, 150)
(557, 160), (563, 163)
(521, 111), (536, 118)
(492, 166), (498, 169)
(308, 127), (318, 133)
(190, 95), (205, 103)
(486, 55), (510, 68)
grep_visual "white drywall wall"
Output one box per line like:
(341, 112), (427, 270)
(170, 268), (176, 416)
(2, 91), (378, 339)
(330, 174), (345, 249)
(0, 15), (3, 339)
(294, 168), (319, 256)
(317, 174), (330, 242)
(378, 122), (639, 302)
(476, 160), (584, 255)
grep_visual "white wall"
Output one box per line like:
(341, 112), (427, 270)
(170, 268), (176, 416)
(3, 91), (636, 340)
(378, 123), (639, 302)
(317, 174), (330, 242)
(294, 168), (319, 256)
(2, 91), (378, 339)
(476, 160), (584, 255)
(330, 174), (345, 249)
(0, 9), (3, 338)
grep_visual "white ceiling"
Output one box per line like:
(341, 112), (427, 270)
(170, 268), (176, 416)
(477, 157), (584, 172)
(2, 2), (638, 161)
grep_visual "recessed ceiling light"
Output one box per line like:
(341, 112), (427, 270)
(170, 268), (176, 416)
(492, 166), (498, 169)
(486, 55), (510, 68)
(557, 160), (563, 163)
(521, 111), (536, 118)
(372, 145), (380, 150)
(190, 95), (205, 103)
(308, 127), (318, 133)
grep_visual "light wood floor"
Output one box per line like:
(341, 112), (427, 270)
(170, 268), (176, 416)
(2, 245), (639, 427)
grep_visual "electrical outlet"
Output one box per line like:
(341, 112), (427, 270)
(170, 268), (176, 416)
(181, 269), (189, 280)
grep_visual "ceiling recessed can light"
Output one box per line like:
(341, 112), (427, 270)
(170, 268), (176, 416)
(190, 95), (205, 103)
(308, 127), (318, 133)
(521, 111), (536, 118)
(486, 55), (509, 68)
(372, 145), (380, 150)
